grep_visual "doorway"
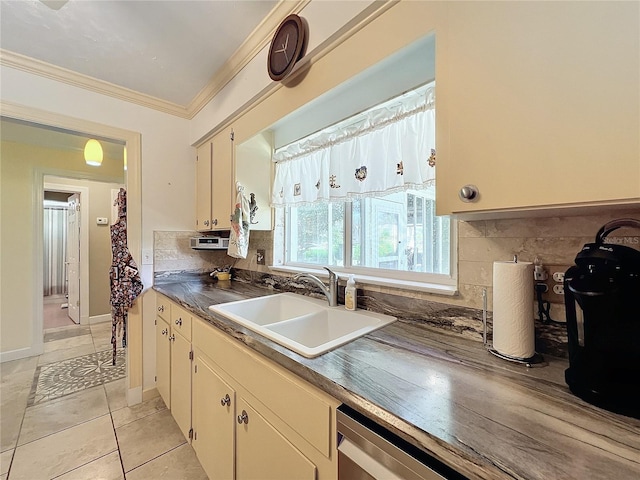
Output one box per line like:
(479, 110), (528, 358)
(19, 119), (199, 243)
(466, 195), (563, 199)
(43, 189), (77, 329)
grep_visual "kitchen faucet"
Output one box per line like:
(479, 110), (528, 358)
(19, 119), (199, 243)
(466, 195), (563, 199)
(293, 267), (338, 307)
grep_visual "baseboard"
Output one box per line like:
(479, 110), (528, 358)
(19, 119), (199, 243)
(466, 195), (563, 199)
(89, 314), (111, 324)
(0, 344), (43, 363)
(142, 387), (160, 402)
(127, 385), (143, 406)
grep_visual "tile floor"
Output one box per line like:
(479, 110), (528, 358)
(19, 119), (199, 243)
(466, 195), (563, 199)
(0, 322), (207, 480)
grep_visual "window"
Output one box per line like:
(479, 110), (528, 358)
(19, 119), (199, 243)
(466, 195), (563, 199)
(285, 188), (453, 285)
(272, 82), (456, 292)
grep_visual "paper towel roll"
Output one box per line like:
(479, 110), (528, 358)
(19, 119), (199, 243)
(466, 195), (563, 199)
(492, 261), (535, 359)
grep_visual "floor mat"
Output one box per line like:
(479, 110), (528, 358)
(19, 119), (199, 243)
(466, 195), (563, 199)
(28, 348), (126, 406)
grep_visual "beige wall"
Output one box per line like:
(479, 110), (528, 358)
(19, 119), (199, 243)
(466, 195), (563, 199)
(47, 177), (124, 317)
(0, 141), (124, 354)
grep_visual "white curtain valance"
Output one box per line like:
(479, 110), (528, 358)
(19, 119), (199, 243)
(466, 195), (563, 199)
(271, 84), (436, 207)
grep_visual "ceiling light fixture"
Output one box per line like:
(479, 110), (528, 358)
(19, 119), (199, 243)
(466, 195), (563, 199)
(84, 139), (103, 166)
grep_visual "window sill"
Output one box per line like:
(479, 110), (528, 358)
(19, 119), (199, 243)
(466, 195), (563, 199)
(268, 265), (458, 297)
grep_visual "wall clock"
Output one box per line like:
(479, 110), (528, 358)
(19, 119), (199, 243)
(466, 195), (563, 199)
(267, 14), (307, 82)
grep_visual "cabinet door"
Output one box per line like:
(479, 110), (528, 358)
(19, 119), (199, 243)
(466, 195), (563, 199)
(170, 330), (192, 441)
(196, 142), (213, 231)
(192, 353), (235, 480)
(211, 129), (234, 230)
(156, 316), (171, 409)
(437, 1), (640, 215)
(236, 397), (316, 480)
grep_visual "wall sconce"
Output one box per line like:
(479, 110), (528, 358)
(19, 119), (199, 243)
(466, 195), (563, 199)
(123, 146), (127, 171)
(84, 139), (103, 166)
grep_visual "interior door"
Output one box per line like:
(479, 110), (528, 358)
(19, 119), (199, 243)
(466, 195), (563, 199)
(66, 193), (80, 324)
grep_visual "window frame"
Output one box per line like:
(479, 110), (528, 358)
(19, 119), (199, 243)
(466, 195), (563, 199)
(272, 201), (458, 296)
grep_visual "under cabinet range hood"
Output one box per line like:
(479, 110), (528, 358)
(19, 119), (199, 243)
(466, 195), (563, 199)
(190, 236), (229, 250)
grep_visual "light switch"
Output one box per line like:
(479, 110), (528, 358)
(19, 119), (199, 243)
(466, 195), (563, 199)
(96, 217), (109, 225)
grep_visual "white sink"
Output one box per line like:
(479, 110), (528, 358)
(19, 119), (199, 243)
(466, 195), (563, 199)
(209, 293), (396, 358)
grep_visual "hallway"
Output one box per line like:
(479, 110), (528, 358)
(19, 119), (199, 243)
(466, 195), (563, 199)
(0, 323), (207, 479)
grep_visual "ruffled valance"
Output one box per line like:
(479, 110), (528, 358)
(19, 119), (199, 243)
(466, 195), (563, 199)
(271, 83), (436, 206)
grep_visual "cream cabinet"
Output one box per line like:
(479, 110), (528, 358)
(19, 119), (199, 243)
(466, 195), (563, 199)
(210, 128), (234, 230)
(155, 314), (171, 408)
(195, 128), (234, 231)
(436, 1), (639, 215)
(192, 316), (339, 480)
(195, 141), (212, 231)
(235, 397), (316, 480)
(192, 351), (235, 480)
(169, 304), (193, 441)
(155, 295), (193, 442)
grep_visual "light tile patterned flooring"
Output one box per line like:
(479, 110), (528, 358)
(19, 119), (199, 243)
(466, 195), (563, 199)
(0, 322), (207, 480)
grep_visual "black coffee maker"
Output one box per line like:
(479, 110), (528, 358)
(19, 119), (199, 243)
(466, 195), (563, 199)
(564, 218), (640, 418)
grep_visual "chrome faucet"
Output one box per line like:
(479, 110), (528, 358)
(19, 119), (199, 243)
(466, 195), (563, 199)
(293, 267), (339, 307)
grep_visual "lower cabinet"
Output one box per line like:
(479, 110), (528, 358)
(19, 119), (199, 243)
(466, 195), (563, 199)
(192, 316), (339, 480)
(170, 327), (192, 440)
(235, 397), (316, 480)
(157, 293), (339, 480)
(192, 352), (235, 480)
(155, 294), (193, 443)
(155, 315), (171, 409)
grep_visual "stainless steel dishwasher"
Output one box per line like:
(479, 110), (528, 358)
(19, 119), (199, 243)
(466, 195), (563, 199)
(337, 405), (466, 480)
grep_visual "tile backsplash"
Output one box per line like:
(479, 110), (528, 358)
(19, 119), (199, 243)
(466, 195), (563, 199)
(153, 207), (640, 356)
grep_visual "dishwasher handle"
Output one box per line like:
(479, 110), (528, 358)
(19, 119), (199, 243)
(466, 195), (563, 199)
(338, 436), (403, 480)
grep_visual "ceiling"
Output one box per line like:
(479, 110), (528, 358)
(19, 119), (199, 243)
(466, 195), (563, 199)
(0, 0), (280, 158)
(0, 0), (279, 106)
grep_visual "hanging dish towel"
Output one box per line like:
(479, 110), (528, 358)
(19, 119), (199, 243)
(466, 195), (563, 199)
(228, 183), (250, 258)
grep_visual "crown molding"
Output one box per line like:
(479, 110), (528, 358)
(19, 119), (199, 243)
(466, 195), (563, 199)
(0, 0), (308, 120)
(0, 49), (190, 118)
(185, 0), (310, 119)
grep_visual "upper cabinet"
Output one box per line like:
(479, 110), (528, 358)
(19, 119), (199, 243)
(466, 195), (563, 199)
(436, 1), (640, 216)
(195, 142), (212, 232)
(195, 129), (234, 231)
(235, 131), (274, 231)
(211, 129), (234, 230)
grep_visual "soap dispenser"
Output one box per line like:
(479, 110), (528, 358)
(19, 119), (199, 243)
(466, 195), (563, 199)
(345, 275), (357, 311)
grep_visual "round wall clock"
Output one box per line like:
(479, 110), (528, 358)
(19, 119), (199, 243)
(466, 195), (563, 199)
(267, 14), (307, 82)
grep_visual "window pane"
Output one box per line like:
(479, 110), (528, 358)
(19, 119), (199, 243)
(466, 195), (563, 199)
(351, 189), (449, 275)
(287, 203), (344, 266)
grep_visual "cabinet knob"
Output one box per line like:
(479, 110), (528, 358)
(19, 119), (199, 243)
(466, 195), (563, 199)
(459, 184), (479, 202)
(169, 334), (175, 342)
(237, 410), (249, 425)
(204, 220), (210, 227)
(175, 318), (182, 326)
(220, 394), (231, 407)
(162, 328), (168, 336)
(158, 305), (164, 313)
(212, 219), (218, 226)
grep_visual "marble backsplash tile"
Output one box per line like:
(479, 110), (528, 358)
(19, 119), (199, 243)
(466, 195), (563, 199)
(154, 207), (640, 358)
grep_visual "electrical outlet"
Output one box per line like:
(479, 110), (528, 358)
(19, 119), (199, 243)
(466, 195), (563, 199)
(552, 272), (565, 283)
(553, 284), (564, 295)
(256, 249), (265, 265)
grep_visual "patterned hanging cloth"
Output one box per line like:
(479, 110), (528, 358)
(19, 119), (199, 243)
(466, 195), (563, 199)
(109, 188), (143, 365)
(227, 183), (250, 259)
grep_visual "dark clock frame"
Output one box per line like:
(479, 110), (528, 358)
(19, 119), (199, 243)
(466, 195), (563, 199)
(267, 14), (306, 82)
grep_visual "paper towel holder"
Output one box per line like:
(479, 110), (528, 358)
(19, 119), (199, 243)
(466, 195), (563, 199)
(482, 287), (546, 368)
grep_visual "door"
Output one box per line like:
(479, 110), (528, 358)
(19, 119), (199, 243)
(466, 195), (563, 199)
(170, 330), (192, 441)
(156, 316), (171, 408)
(192, 353), (235, 480)
(66, 193), (80, 323)
(235, 397), (316, 480)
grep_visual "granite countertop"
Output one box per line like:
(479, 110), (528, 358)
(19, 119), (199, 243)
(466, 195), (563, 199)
(153, 275), (640, 480)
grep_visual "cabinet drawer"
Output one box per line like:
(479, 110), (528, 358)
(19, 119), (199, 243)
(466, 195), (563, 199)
(156, 294), (171, 320)
(171, 304), (192, 341)
(193, 318), (333, 458)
